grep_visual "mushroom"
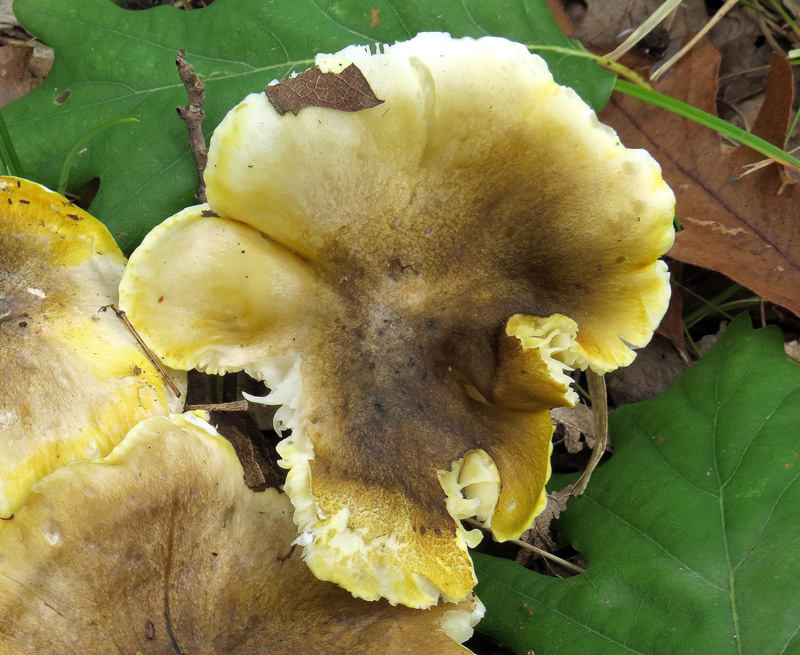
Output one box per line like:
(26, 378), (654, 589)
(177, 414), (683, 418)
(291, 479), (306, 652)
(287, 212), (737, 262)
(0, 177), (186, 520)
(119, 33), (675, 607)
(0, 411), (482, 654)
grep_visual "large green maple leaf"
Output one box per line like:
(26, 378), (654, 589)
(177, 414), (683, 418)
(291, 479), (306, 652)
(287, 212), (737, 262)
(475, 315), (800, 654)
(4, 0), (612, 253)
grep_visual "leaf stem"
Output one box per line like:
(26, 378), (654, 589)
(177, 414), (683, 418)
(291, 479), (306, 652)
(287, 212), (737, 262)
(614, 79), (800, 173)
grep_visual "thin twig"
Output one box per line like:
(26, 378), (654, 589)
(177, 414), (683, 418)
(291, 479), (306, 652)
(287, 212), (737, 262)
(99, 304), (182, 398)
(464, 518), (586, 574)
(718, 64), (772, 80)
(176, 48), (208, 203)
(572, 371), (608, 496)
(651, 0), (739, 81)
(527, 45), (652, 89)
(185, 400), (249, 412)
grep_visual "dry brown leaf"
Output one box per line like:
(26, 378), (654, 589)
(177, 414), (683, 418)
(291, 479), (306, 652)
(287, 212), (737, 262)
(264, 64), (384, 116)
(0, 45), (38, 108)
(551, 404), (595, 452)
(599, 41), (799, 317)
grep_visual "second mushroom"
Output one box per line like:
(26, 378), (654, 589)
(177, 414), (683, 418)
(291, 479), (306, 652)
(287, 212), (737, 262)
(119, 33), (675, 608)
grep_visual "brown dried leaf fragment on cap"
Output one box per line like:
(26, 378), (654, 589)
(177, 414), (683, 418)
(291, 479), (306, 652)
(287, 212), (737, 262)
(0, 412), (481, 654)
(600, 41), (800, 317)
(264, 63), (384, 116)
(0, 177), (185, 520)
(120, 33), (674, 607)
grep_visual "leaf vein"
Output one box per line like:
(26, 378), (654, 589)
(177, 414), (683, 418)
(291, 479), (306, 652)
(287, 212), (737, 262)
(581, 495), (727, 593)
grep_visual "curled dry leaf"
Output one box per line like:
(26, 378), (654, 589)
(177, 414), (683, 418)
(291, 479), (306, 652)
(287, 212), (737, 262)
(0, 45), (38, 107)
(599, 41), (800, 317)
(785, 340), (800, 362)
(551, 404), (595, 452)
(264, 63), (384, 116)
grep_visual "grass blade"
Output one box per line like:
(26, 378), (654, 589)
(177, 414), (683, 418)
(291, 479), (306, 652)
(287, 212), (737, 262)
(0, 111), (24, 177)
(614, 79), (800, 173)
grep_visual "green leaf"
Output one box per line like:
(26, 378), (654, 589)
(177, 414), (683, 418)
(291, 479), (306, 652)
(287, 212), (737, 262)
(475, 315), (800, 655)
(3, 0), (613, 253)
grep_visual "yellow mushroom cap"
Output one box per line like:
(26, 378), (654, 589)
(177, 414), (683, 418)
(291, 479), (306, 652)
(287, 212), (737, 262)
(119, 33), (674, 607)
(0, 177), (185, 519)
(0, 412), (481, 654)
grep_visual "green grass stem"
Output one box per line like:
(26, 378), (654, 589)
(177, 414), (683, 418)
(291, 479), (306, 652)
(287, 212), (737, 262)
(786, 107), (800, 148)
(527, 44), (652, 89)
(682, 321), (702, 358)
(614, 79), (800, 173)
(682, 282), (744, 327)
(0, 111), (24, 177)
(572, 378), (591, 403)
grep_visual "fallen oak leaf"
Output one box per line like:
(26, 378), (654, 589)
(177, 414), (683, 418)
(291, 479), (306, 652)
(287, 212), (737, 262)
(264, 64), (384, 116)
(551, 405), (595, 453)
(599, 41), (800, 317)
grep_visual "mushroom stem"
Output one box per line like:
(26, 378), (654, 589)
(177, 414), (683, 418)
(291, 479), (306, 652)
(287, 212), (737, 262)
(572, 371), (608, 496)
